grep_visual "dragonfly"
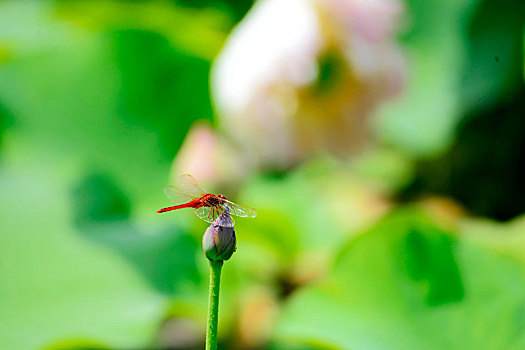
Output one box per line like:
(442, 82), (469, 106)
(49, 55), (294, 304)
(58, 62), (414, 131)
(157, 174), (257, 227)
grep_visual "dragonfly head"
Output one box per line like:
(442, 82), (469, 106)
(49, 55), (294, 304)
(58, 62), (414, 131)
(217, 194), (227, 201)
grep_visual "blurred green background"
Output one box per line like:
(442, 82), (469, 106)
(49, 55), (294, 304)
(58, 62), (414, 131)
(0, 0), (524, 349)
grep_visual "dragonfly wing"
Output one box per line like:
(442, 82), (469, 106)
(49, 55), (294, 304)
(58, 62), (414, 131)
(180, 174), (207, 197)
(223, 200), (257, 218)
(163, 185), (197, 204)
(194, 206), (234, 227)
(194, 207), (215, 224)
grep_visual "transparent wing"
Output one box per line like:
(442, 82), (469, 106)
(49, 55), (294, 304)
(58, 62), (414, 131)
(222, 200), (257, 218)
(180, 174), (206, 197)
(194, 206), (215, 224)
(163, 185), (198, 204)
(194, 206), (234, 227)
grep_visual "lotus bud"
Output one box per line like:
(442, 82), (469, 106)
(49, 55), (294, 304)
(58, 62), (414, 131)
(202, 206), (237, 261)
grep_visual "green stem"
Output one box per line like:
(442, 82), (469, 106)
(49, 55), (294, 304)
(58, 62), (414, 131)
(206, 260), (223, 350)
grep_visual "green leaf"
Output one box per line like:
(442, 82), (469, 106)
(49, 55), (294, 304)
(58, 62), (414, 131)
(0, 0), (221, 212)
(460, 0), (525, 113)
(42, 339), (110, 350)
(274, 209), (525, 349)
(374, 0), (479, 156)
(0, 166), (166, 350)
(460, 215), (525, 271)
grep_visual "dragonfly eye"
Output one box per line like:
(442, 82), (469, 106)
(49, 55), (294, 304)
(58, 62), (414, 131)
(218, 194), (227, 200)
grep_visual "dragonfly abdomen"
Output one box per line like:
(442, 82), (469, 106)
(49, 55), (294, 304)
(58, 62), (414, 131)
(156, 200), (200, 213)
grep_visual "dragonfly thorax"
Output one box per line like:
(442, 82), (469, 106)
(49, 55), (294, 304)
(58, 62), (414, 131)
(202, 193), (227, 207)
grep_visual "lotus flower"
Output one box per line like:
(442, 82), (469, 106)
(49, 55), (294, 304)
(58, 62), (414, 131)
(211, 0), (406, 169)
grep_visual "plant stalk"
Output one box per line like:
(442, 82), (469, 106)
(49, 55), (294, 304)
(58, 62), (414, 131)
(206, 259), (223, 350)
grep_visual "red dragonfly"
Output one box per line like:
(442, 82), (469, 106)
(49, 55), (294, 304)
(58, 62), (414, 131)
(157, 174), (257, 227)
